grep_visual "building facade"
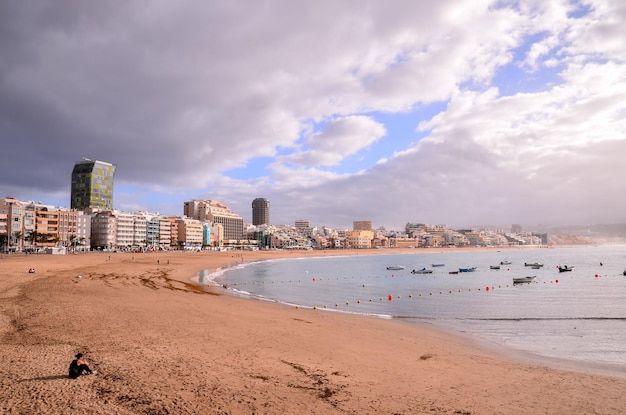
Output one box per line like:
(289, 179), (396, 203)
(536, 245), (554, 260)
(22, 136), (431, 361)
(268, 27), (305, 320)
(251, 198), (270, 226)
(176, 217), (203, 248)
(353, 220), (372, 231)
(71, 159), (116, 210)
(183, 200), (243, 241)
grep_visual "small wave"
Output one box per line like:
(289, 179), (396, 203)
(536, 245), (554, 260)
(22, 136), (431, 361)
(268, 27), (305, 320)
(461, 317), (626, 322)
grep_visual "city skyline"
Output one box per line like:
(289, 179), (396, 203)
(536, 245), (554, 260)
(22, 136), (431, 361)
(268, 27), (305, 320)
(1, 1), (625, 229)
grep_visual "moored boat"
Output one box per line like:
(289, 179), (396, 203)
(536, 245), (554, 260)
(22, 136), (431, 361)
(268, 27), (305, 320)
(490, 265), (500, 270)
(558, 265), (574, 272)
(459, 267), (476, 272)
(513, 276), (537, 284)
(431, 263), (445, 267)
(524, 262), (544, 267)
(386, 265), (405, 270)
(449, 271), (459, 274)
(411, 267), (433, 274)
(500, 260), (512, 265)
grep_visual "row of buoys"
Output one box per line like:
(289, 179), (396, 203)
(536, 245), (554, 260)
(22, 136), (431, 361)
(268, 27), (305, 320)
(297, 282), (570, 310)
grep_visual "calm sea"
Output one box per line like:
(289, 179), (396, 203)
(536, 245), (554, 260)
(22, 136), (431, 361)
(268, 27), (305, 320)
(213, 245), (626, 373)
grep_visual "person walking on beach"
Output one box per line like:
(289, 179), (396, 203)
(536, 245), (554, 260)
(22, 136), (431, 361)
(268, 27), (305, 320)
(68, 353), (94, 379)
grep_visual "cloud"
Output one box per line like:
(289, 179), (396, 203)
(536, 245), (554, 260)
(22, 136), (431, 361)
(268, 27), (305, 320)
(1, 0), (625, 229)
(279, 116), (386, 168)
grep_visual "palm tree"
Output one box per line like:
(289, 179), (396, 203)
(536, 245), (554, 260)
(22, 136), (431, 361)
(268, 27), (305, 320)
(26, 231), (39, 249)
(68, 233), (77, 248)
(13, 231), (23, 251)
(0, 234), (7, 253)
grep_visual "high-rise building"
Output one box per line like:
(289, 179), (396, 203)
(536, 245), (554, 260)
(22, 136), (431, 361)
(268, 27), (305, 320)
(71, 159), (116, 210)
(295, 219), (310, 229)
(251, 198), (270, 226)
(353, 220), (372, 231)
(183, 200), (243, 240)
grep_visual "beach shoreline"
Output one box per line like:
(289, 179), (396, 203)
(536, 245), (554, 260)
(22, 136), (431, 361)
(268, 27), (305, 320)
(2, 247), (625, 414)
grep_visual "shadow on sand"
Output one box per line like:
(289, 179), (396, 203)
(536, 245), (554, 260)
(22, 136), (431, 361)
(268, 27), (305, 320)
(18, 374), (70, 382)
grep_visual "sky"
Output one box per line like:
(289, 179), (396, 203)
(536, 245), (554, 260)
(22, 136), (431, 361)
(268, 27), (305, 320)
(1, 0), (625, 230)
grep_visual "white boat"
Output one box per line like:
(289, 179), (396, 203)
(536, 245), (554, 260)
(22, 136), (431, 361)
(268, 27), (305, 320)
(513, 276), (537, 284)
(386, 265), (405, 270)
(411, 268), (433, 274)
(431, 263), (445, 267)
(524, 262), (544, 267)
(500, 261), (511, 265)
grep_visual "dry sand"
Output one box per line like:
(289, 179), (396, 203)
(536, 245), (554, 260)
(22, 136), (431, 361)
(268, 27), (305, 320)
(1, 249), (625, 415)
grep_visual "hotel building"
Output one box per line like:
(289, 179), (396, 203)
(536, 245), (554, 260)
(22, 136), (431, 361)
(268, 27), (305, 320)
(251, 198), (270, 226)
(71, 159), (116, 210)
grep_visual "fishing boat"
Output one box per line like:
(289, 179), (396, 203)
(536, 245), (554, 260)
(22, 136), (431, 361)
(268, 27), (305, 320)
(458, 267), (476, 272)
(431, 263), (445, 267)
(557, 265), (574, 272)
(524, 262), (544, 267)
(500, 260), (512, 265)
(490, 265), (501, 270)
(386, 265), (405, 270)
(411, 268), (433, 274)
(513, 276), (537, 284)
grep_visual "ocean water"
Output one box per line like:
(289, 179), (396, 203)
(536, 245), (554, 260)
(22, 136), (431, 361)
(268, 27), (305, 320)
(213, 245), (626, 372)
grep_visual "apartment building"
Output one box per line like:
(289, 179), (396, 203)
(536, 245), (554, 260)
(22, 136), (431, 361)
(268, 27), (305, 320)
(91, 211), (117, 249)
(58, 209), (91, 250)
(344, 229), (374, 249)
(176, 217), (203, 247)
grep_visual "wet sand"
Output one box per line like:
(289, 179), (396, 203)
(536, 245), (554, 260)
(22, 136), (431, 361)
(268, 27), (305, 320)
(1, 249), (625, 414)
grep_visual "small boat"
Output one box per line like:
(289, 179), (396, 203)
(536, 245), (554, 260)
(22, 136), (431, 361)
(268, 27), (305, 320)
(411, 268), (433, 274)
(623, 269), (626, 276)
(431, 263), (445, 267)
(458, 267), (476, 272)
(558, 265), (574, 272)
(449, 271), (459, 274)
(500, 261), (512, 265)
(490, 265), (501, 270)
(386, 265), (405, 270)
(513, 276), (537, 284)
(524, 262), (544, 267)
(531, 265), (541, 269)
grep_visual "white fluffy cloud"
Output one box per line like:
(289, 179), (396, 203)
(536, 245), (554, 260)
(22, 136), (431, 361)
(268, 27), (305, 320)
(279, 116), (386, 167)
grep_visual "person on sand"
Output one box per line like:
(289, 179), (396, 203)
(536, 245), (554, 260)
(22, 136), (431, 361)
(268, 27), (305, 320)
(68, 353), (94, 379)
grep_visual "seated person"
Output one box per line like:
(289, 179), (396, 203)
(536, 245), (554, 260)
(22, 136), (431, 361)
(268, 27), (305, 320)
(68, 353), (93, 379)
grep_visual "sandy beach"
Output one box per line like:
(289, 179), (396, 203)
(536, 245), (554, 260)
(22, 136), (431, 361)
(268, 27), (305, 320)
(1, 248), (625, 414)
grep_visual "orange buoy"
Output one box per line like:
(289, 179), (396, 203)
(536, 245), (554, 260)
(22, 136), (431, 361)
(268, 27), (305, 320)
(387, 294), (393, 301)
(485, 286), (490, 291)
